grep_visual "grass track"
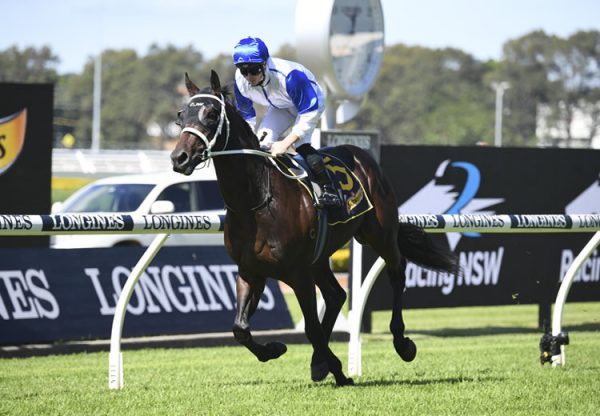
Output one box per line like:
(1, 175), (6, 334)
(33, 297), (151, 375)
(1, 303), (599, 415)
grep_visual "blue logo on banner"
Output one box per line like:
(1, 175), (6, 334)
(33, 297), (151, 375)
(399, 159), (505, 250)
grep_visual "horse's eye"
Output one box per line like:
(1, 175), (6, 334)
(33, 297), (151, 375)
(204, 109), (219, 125)
(175, 110), (183, 126)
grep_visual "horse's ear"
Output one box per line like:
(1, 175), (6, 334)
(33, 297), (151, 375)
(210, 70), (222, 95)
(185, 72), (200, 96)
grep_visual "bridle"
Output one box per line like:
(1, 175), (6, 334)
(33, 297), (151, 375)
(180, 93), (230, 160)
(180, 93), (278, 163)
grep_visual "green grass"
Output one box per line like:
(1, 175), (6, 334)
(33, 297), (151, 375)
(1, 302), (599, 415)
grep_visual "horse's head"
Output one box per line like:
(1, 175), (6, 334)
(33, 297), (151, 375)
(171, 71), (229, 175)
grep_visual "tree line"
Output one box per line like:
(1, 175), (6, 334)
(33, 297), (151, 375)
(1, 30), (598, 149)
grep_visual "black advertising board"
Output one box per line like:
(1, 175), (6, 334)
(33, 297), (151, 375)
(0, 83), (53, 248)
(0, 246), (293, 345)
(362, 145), (600, 311)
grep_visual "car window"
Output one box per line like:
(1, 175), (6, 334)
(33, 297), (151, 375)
(156, 181), (223, 212)
(193, 181), (224, 211)
(157, 183), (192, 212)
(62, 184), (154, 213)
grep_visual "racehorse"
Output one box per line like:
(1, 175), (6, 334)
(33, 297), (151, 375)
(170, 70), (458, 386)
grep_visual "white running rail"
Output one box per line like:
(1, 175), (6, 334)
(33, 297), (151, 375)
(1, 213), (599, 387)
(347, 214), (600, 376)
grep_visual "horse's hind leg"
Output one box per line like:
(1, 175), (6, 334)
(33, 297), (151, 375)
(359, 220), (417, 362)
(387, 257), (417, 361)
(232, 273), (287, 362)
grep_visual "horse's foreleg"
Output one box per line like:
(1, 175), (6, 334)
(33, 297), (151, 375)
(314, 262), (347, 338)
(293, 274), (353, 386)
(232, 274), (287, 362)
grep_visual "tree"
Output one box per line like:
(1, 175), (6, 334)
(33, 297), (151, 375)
(544, 31), (600, 147)
(137, 44), (205, 147)
(349, 44), (494, 145)
(499, 30), (600, 147)
(6, 31), (597, 151)
(0, 45), (59, 83)
(60, 45), (205, 149)
(498, 31), (558, 146)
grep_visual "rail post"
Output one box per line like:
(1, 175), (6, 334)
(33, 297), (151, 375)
(108, 233), (169, 390)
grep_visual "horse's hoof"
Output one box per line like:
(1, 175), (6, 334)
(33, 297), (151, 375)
(257, 342), (287, 362)
(394, 336), (417, 362)
(311, 362), (329, 382)
(266, 342), (287, 360)
(335, 376), (354, 387)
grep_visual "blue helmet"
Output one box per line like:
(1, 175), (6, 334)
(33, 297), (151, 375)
(233, 37), (269, 65)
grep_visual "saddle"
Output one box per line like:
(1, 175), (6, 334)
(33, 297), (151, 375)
(275, 147), (373, 263)
(277, 147), (373, 222)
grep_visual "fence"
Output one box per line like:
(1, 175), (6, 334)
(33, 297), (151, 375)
(348, 214), (600, 376)
(52, 149), (172, 175)
(1, 213), (599, 389)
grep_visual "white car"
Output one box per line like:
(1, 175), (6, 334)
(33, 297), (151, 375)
(51, 167), (225, 248)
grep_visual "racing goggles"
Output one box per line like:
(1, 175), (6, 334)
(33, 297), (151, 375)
(237, 64), (263, 76)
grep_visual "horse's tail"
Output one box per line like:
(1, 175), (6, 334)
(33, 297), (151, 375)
(397, 222), (459, 274)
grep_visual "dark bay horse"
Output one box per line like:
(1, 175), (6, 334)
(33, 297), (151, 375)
(171, 71), (458, 386)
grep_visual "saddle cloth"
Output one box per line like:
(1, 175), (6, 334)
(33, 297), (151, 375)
(277, 147), (373, 225)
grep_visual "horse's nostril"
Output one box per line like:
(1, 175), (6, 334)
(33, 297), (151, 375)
(172, 151), (189, 167)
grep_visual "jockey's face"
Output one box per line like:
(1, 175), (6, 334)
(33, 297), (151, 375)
(238, 63), (265, 86)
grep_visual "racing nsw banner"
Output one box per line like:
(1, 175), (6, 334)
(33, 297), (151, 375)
(363, 145), (600, 311)
(0, 83), (53, 248)
(0, 246), (293, 345)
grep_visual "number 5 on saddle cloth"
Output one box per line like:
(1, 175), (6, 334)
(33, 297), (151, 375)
(277, 147), (373, 225)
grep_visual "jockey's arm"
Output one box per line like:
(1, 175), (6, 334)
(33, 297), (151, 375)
(270, 132), (300, 156)
(269, 69), (324, 156)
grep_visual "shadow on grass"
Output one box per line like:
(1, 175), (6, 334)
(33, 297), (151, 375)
(216, 374), (505, 389)
(405, 322), (600, 338)
(355, 375), (503, 388)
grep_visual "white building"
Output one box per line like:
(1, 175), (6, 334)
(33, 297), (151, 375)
(537, 102), (600, 149)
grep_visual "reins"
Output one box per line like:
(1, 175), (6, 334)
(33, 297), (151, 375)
(183, 92), (307, 212)
(182, 92), (307, 180)
(209, 149), (308, 180)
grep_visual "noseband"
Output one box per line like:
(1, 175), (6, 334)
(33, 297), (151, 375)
(180, 93), (230, 159)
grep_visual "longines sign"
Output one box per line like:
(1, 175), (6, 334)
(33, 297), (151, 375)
(0, 213), (225, 235)
(0, 246), (293, 345)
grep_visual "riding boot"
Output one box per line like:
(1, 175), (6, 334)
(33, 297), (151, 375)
(297, 144), (341, 208)
(314, 172), (341, 208)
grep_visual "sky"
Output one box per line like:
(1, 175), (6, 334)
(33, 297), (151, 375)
(2, 0), (599, 75)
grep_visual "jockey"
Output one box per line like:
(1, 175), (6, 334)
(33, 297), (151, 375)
(232, 36), (341, 208)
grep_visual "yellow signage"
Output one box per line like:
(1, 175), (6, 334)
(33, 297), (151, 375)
(0, 109), (27, 175)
